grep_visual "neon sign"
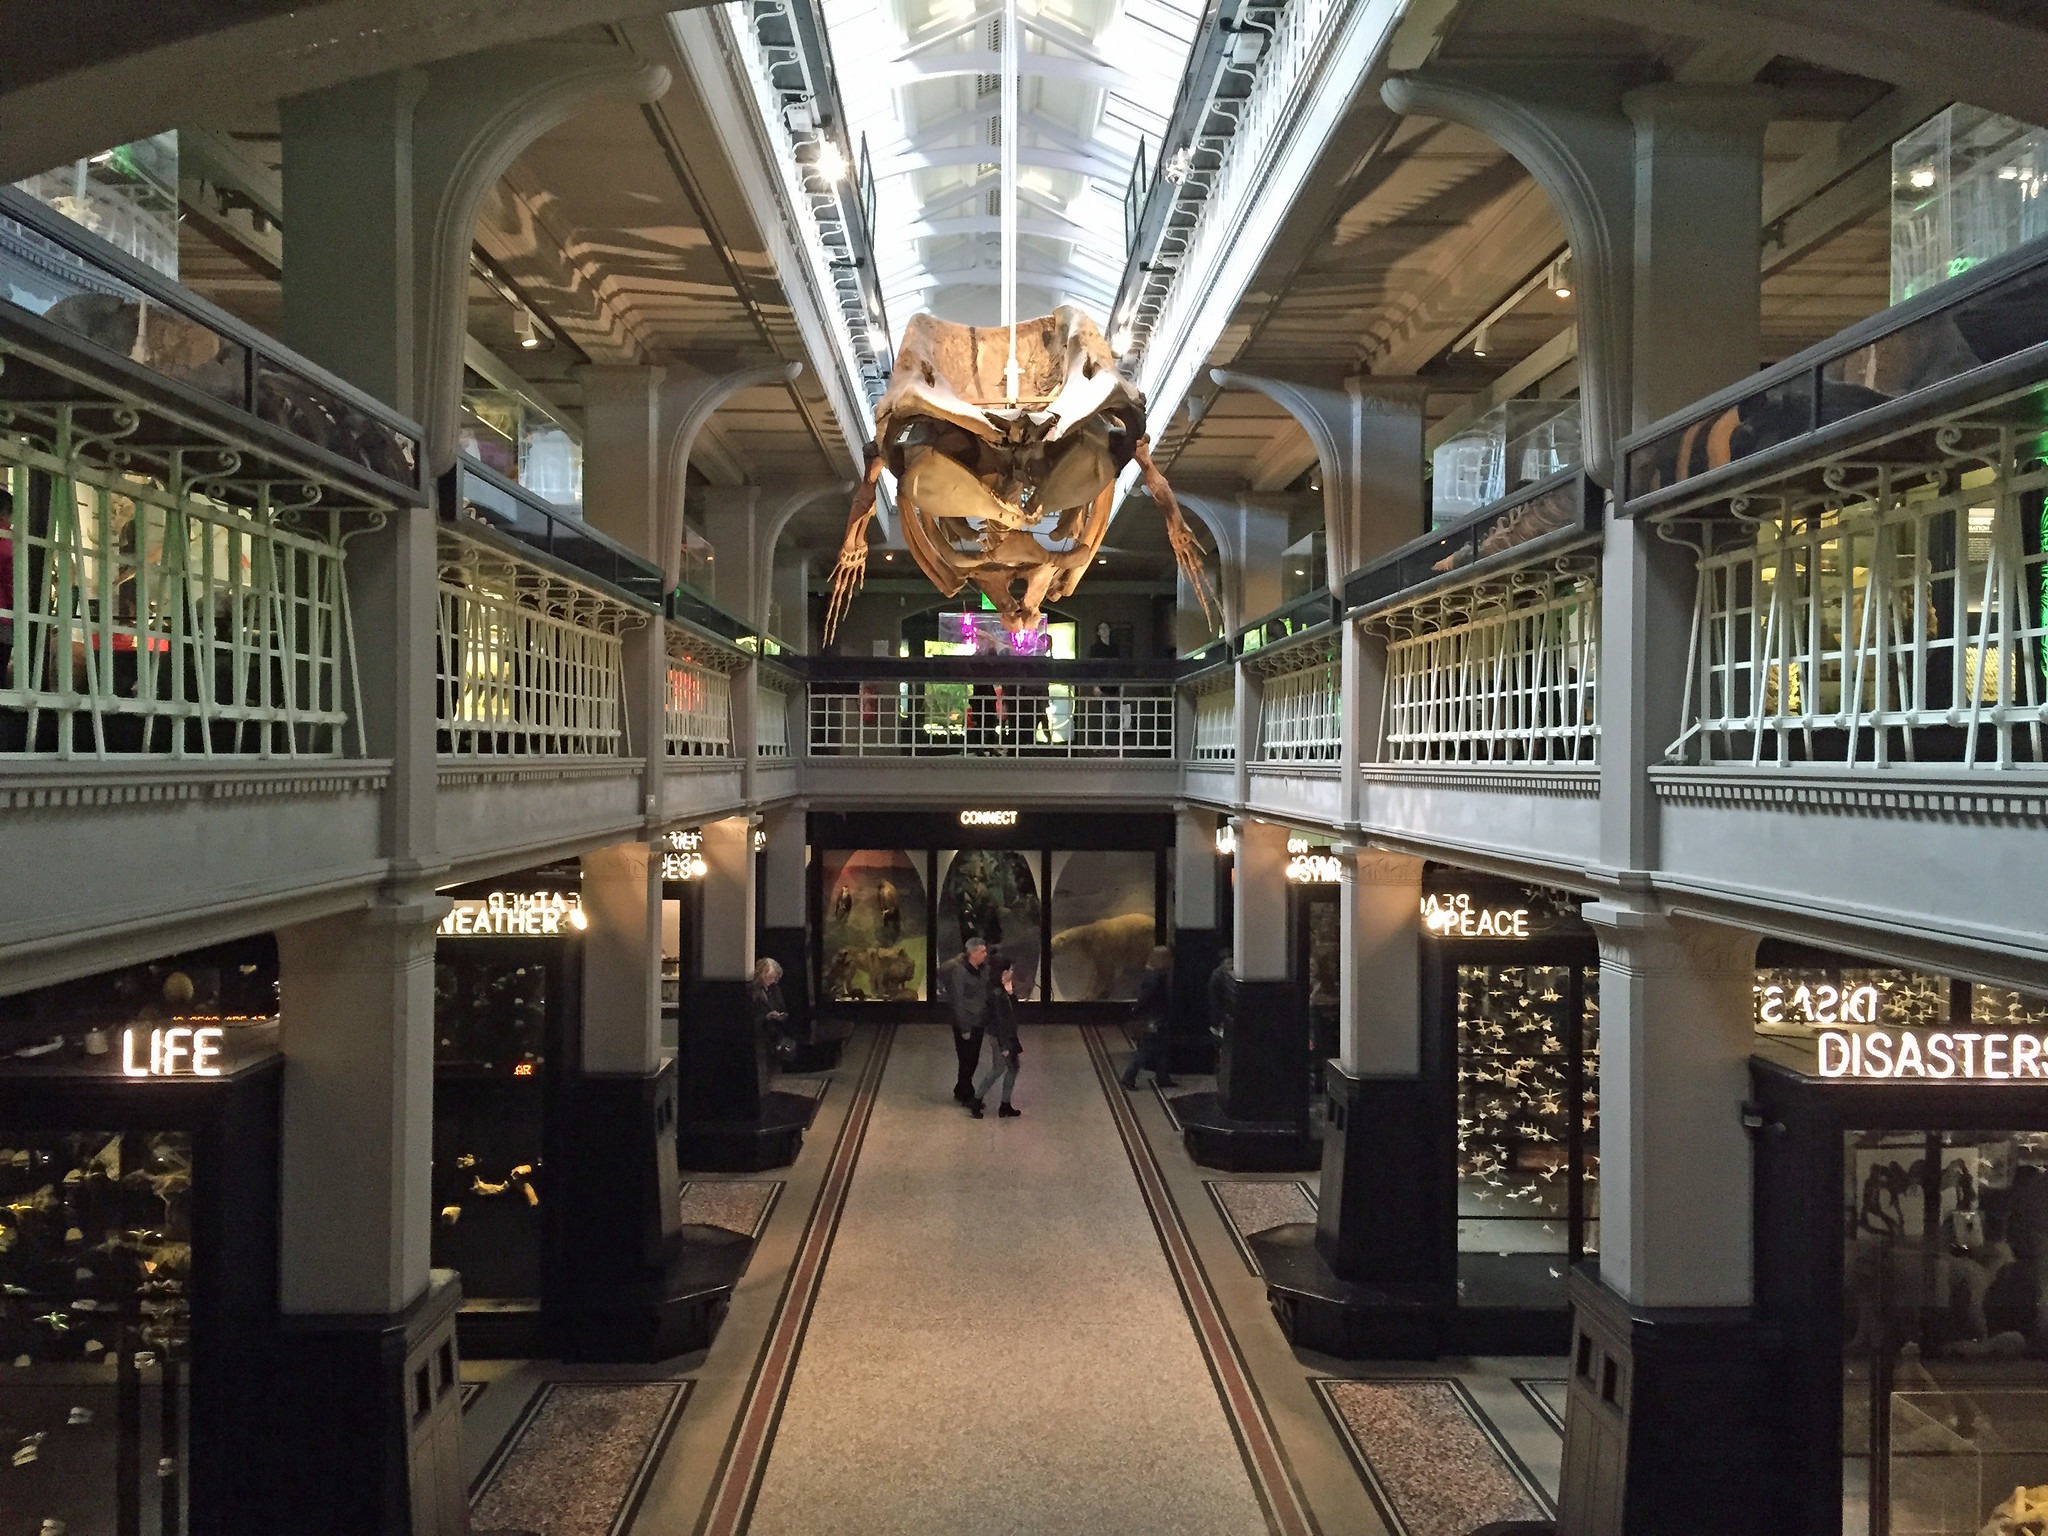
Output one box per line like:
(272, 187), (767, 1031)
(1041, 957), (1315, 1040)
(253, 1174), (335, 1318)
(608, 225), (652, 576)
(663, 830), (707, 881)
(1421, 893), (1529, 938)
(439, 891), (586, 937)
(1818, 1028), (2048, 1080)
(122, 1026), (224, 1077)
(1758, 982), (1881, 1027)
(1286, 853), (1343, 884)
(959, 809), (1018, 827)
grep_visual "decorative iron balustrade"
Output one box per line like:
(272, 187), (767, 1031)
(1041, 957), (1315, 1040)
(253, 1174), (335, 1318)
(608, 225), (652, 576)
(1125, 0), (1339, 372)
(665, 637), (736, 759)
(756, 670), (796, 759)
(436, 530), (641, 758)
(1371, 565), (1600, 765)
(808, 677), (1176, 758)
(1, 401), (379, 759)
(1191, 676), (1236, 761)
(1250, 642), (1340, 763)
(1670, 428), (2047, 769)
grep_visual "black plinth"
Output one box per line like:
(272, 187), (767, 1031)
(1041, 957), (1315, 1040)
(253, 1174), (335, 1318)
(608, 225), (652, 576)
(1167, 925), (1224, 1073)
(1556, 1267), (1788, 1536)
(545, 1228), (749, 1361)
(1253, 1223), (1447, 1358)
(1217, 977), (1308, 1123)
(1174, 1091), (1320, 1171)
(1316, 1064), (1446, 1285)
(782, 1016), (853, 1072)
(677, 978), (768, 1121)
(674, 1088), (810, 1172)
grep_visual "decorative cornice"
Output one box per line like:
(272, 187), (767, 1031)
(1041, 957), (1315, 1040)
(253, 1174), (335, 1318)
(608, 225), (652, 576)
(437, 760), (643, 789)
(1651, 768), (2048, 824)
(1361, 763), (1601, 797)
(0, 762), (391, 811)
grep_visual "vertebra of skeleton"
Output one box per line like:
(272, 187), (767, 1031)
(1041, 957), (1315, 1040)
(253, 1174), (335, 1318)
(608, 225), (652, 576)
(823, 306), (1216, 642)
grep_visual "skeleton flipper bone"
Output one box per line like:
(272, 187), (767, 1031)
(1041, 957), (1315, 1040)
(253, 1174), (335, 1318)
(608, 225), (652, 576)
(1132, 435), (1219, 631)
(822, 444), (887, 646)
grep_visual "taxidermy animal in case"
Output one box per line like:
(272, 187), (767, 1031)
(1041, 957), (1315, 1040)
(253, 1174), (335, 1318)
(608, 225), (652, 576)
(823, 307), (1218, 641)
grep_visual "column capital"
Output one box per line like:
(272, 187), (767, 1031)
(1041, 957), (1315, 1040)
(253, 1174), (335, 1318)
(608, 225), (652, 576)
(1582, 903), (1760, 977)
(1621, 81), (1780, 141)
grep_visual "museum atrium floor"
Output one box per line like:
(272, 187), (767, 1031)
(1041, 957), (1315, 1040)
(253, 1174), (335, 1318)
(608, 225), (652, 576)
(3, 1), (2048, 1533)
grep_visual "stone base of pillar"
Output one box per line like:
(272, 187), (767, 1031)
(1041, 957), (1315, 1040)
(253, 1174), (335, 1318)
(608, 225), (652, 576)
(1315, 1064), (1446, 1284)
(1216, 978), (1307, 1121)
(1556, 1267), (1788, 1536)
(267, 1273), (467, 1536)
(675, 979), (809, 1169)
(1173, 1094), (1321, 1171)
(1166, 925), (1223, 1073)
(540, 1063), (742, 1359)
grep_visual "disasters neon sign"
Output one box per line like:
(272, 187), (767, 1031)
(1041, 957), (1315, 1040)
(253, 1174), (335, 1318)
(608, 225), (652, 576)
(1819, 1028), (2048, 1080)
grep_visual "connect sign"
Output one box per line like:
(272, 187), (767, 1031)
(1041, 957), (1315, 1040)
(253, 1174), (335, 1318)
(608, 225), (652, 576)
(959, 809), (1018, 827)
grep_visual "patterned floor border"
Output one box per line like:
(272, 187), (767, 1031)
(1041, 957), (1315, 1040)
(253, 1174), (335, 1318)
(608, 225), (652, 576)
(1312, 1376), (1555, 1536)
(692, 1024), (897, 1536)
(1203, 1179), (1319, 1276)
(460, 1380), (487, 1413)
(470, 1378), (692, 1536)
(1514, 1376), (1568, 1435)
(1083, 1026), (1320, 1536)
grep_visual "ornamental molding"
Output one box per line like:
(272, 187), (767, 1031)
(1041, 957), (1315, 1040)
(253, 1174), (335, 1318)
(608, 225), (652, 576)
(0, 763), (390, 811)
(436, 760), (642, 789)
(1247, 762), (1343, 779)
(1361, 764), (1602, 798)
(1651, 768), (2048, 825)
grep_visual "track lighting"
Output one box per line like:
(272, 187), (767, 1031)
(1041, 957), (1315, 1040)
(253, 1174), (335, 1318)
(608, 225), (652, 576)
(1550, 253), (1573, 300)
(518, 309), (540, 349)
(1472, 324), (1490, 358)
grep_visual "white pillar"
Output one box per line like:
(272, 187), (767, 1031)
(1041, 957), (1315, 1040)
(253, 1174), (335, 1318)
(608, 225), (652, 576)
(760, 805), (808, 932)
(698, 814), (756, 981)
(1174, 805), (1220, 931)
(275, 900), (445, 1314)
(1339, 849), (1424, 1077)
(580, 840), (660, 1075)
(1586, 905), (1761, 1307)
(1233, 818), (1290, 983)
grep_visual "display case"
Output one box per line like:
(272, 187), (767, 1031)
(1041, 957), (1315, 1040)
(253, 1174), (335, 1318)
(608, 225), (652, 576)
(0, 943), (280, 1536)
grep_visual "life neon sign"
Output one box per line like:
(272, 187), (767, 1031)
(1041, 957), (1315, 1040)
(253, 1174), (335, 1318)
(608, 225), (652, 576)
(1819, 1028), (2048, 1080)
(123, 1026), (224, 1077)
(1421, 893), (1530, 938)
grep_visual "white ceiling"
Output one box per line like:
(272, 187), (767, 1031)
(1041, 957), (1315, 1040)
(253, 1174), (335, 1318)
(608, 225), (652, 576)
(819, 0), (1206, 332)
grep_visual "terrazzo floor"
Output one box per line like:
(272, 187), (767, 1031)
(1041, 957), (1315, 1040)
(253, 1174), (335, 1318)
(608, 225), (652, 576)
(741, 1024), (1271, 1536)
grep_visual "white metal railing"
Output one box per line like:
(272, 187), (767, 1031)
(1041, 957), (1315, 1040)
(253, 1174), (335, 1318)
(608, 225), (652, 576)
(1673, 430), (2048, 769)
(808, 679), (1176, 758)
(1374, 568), (1600, 764)
(436, 531), (637, 758)
(1136, 0), (1345, 385)
(1, 405), (367, 758)
(1192, 682), (1236, 761)
(1255, 656), (1340, 763)
(665, 642), (734, 759)
(756, 674), (793, 759)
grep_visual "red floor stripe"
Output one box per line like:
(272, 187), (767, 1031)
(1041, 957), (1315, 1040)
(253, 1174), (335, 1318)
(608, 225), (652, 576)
(1084, 1025), (1322, 1536)
(693, 1023), (896, 1536)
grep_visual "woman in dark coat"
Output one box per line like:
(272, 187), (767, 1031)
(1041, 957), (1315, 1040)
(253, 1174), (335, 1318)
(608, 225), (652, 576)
(969, 956), (1023, 1118)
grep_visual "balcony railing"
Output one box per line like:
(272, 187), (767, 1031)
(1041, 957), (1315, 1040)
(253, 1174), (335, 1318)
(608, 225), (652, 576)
(1369, 564), (1600, 765)
(436, 528), (645, 759)
(665, 635), (736, 760)
(757, 667), (796, 760)
(1191, 675), (1236, 762)
(805, 661), (1177, 759)
(1247, 635), (1340, 763)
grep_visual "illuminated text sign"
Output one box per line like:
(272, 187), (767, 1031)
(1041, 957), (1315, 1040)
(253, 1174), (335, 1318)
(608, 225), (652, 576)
(959, 809), (1018, 827)
(662, 830), (707, 881)
(123, 1026), (224, 1077)
(1819, 1028), (2048, 1080)
(439, 891), (585, 937)
(1421, 893), (1530, 938)
(1286, 853), (1342, 884)
(1758, 982), (1881, 1027)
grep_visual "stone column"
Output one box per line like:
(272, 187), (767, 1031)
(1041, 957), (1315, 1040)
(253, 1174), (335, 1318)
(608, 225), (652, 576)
(756, 803), (812, 1044)
(699, 485), (766, 628)
(677, 814), (778, 1158)
(269, 901), (462, 1536)
(1219, 817), (1302, 1124)
(1314, 851), (1443, 1304)
(1170, 805), (1224, 1070)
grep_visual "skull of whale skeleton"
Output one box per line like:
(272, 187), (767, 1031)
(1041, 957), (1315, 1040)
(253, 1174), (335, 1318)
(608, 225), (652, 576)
(822, 306), (1216, 642)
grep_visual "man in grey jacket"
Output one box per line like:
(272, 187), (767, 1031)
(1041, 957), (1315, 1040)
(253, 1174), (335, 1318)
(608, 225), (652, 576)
(940, 937), (991, 1103)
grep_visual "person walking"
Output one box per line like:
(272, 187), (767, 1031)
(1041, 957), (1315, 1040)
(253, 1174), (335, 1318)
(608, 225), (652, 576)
(940, 936), (992, 1103)
(969, 956), (1023, 1118)
(1119, 945), (1178, 1090)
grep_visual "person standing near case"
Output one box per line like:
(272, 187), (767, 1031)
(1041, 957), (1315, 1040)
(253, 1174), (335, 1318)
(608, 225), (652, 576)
(1119, 945), (1178, 1090)
(970, 956), (1023, 1118)
(940, 936), (991, 1102)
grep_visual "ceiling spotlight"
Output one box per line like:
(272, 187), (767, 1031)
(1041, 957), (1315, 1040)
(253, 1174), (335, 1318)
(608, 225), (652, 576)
(1109, 326), (1135, 355)
(1096, 556), (1108, 565)
(518, 309), (540, 349)
(883, 551), (894, 561)
(816, 141), (849, 182)
(1472, 324), (1490, 359)
(1550, 253), (1573, 300)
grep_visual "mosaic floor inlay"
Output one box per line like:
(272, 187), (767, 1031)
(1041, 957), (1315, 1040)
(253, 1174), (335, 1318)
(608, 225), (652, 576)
(678, 1180), (782, 1239)
(1315, 1377), (1551, 1536)
(470, 1380), (689, 1536)
(1205, 1179), (1318, 1273)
